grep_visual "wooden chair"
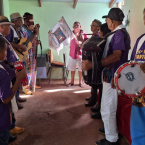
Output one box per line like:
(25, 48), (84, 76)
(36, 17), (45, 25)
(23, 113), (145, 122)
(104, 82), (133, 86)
(46, 49), (68, 84)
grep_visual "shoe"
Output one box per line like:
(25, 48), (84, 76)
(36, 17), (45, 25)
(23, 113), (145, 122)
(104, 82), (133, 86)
(98, 128), (105, 135)
(85, 97), (91, 101)
(67, 83), (74, 87)
(24, 90), (32, 95)
(96, 138), (118, 145)
(91, 112), (101, 119)
(10, 126), (24, 134)
(85, 97), (96, 107)
(18, 97), (26, 102)
(35, 85), (41, 89)
(91, 104), (100, 112)
(8, 135), (17, 143)
(79, 83), (83, 87)
(17, 102), (24, 109)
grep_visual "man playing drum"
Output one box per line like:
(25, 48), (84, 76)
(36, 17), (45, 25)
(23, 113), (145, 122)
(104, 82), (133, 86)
(83, 8), (130, 145)
(130, 8), (145, 145)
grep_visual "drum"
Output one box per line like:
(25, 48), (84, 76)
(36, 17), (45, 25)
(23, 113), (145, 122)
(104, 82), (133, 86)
(114, 61), (145, 97)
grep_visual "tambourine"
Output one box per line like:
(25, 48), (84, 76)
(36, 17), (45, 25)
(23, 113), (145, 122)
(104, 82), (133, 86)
(114, 61), (145, 97)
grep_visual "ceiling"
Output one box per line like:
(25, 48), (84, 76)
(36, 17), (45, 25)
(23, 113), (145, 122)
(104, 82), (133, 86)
(9, 0), (123, 3)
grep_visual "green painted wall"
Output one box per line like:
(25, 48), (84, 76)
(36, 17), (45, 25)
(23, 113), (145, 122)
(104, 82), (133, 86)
(123, 0), (145, 58)
(3, 0), (10, 18)
(8, 0), (110, 79)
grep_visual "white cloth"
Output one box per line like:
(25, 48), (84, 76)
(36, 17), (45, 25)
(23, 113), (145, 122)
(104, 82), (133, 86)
(101, 82), (118, 142)
(10, 25), (18, 38)
(68, 56), (82, 71)
(0, 64), (18, 113)
(49, 16), (74, 54)
(103, 24), (126, 58)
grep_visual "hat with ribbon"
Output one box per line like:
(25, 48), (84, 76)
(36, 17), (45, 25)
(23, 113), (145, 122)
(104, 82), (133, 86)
(0, 16), (14, 25)
(10, 12), (24, 22)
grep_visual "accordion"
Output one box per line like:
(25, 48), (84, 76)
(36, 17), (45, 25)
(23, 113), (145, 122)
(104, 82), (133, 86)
(82, 36), (106, 86)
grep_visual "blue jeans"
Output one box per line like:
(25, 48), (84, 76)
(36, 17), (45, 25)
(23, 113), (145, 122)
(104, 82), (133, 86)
(131, 105), (145, 145)
(0, 130), (9, 145)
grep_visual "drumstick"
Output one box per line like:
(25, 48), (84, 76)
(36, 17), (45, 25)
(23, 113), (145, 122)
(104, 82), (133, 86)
(82, 34), (93, 35)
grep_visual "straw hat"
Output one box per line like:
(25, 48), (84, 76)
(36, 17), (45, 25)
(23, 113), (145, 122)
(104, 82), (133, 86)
(10, 12), (24, 22)
(0, 16), (14, 25)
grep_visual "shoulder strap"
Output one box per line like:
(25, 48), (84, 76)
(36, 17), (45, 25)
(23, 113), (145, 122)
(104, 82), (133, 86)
(0, 64), (5, 70)
(120, 28), (128, 43)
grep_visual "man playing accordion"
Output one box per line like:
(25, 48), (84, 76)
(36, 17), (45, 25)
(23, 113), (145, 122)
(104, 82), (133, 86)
(83, 8), (130, 145)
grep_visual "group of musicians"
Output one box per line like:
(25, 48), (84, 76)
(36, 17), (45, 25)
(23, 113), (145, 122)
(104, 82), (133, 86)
(67, 7), (145, 145)
(0, 6), (145, 145)
(0, 12), (40, 144)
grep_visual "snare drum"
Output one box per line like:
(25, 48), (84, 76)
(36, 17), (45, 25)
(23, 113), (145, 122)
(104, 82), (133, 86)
(114, 61), (145, 97)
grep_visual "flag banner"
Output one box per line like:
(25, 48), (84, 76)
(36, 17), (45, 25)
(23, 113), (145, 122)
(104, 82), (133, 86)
(48, 16), (74, 53)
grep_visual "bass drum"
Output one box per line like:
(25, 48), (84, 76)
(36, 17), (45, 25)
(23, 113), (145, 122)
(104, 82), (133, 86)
(82, 36), (106, 86)
(114, 61), (145, 97)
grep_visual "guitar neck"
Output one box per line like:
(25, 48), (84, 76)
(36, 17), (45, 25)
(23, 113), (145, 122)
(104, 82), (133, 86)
(25, 32), (35, 46)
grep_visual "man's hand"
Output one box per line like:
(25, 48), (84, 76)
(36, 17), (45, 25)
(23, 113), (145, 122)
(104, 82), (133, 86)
(111, 78), (116, 89)
(140, 63), (145, 73)
(35, 24), (40, 29)
(36, 40), (40, 46)
(20, 45), (27, 52)
(16, 68), (27, 81)
(82, 60), (92, 71)
(34, 24), (40, 35)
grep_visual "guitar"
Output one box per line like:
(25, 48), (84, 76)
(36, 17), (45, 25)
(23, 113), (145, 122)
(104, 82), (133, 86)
(15, 31), (36, 62)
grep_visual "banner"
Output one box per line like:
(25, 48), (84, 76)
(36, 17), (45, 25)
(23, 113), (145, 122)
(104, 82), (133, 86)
(48, 16), (74, 53)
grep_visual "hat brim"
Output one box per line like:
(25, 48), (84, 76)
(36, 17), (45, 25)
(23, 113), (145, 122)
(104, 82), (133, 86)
(0, 22), (15, 25)
(102, 15), (108, 18)
(11, 17), (24, 22)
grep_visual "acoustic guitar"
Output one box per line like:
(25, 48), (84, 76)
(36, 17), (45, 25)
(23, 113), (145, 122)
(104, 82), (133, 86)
(15, 31), (36, 62)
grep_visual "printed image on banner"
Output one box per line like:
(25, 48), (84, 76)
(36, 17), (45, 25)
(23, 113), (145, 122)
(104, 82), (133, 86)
(53, 27), (66, 44)
(48, 16), (74, 53)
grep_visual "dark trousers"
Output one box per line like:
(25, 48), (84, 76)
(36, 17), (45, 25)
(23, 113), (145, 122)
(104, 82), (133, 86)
(0, 130), (9, 145)
(91, 83), (103, 105)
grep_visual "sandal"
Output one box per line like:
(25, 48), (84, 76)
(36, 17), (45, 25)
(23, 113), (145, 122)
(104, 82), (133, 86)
(35, 85), (41, 89)
(67, 83), (74, 87)
(24, 90), (32, 95)
(79, 83), (83, 87)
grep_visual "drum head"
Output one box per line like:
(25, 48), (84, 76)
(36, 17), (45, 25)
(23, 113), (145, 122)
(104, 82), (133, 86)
(115, 62), (145, 97)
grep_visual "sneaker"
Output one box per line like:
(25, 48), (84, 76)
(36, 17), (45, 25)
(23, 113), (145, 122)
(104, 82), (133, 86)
(85, 97), (96, 107)
(23, 90), (32, 95)
(10, 126), (24, 134)
(98, 128), (105, 135)
(35, 85), (41, 89)
(91, 104), (100, 112)
(96, 138), (118, 145)
(85, 97), (91, 101)
(8, 135), (17, 143)
(17, 102), (24, 109)
(91, 112), (101, 119)
(18, 97), (26, 102)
